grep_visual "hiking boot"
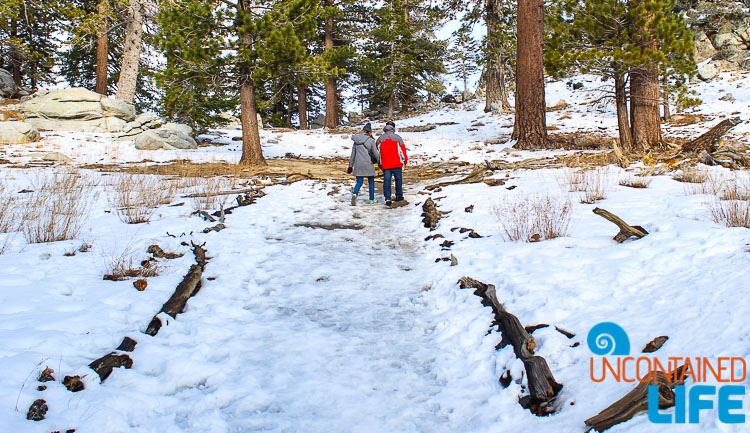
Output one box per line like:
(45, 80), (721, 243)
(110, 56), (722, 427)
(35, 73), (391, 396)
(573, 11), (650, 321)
(394, 196), (404, 202)
(350, 193), (357, 206)
(369, 199), (377, 205)
(386, 200), (392, 207)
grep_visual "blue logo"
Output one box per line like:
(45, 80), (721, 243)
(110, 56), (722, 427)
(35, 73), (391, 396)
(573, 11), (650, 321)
(587, 322), (631, 356)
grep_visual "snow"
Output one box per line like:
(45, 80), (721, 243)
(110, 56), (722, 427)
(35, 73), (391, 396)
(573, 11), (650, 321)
(2, 71), (750, 432)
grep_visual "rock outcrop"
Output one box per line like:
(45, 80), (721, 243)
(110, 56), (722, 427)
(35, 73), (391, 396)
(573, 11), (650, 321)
(133, 123), (197, 150)
(0, 68), (17, 98)
(0, 121), (40, 144)
(19, 88), (135, 133)
(117, 113), (197, 150)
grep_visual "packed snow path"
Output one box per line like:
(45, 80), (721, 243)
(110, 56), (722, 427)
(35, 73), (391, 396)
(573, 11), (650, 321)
(87, 180), (485, 433)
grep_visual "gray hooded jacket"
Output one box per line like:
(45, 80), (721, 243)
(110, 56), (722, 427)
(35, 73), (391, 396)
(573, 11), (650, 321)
(349, 133), (379, 177)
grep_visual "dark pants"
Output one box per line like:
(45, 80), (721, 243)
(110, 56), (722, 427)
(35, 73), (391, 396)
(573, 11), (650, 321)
(383, 167), (403, 201)
(354, 176), (375, 200)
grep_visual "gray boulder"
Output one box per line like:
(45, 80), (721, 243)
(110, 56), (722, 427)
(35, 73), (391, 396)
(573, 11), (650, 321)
(0, 121), (40, 144)
(697, 62), (719, 81)
(134, 123), (197, 150)
(19, 87), (135, 133)
(310, 114), (326, 128)
(0, 68), (16, 98)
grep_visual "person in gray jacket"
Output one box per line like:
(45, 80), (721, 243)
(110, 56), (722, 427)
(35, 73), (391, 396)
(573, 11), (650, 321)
(347, 122), (379, 206)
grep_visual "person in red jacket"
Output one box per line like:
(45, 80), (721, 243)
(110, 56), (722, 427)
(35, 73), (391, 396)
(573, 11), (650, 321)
(375, 120), (408, 207)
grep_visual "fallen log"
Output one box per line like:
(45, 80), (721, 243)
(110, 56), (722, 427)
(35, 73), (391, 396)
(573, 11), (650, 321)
(585, 367), (684, 432)
(593, 208), (648, 243)
(458, 277), (562, 415)
(88, 353), (134, 382)
(682, 117), (741, 153)
(145, 243), (208, 336)
(425, 165), (486, 191)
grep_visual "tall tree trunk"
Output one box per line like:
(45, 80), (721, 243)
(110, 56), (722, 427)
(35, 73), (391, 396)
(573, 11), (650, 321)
(387, 90), (395, 119)
(286, 84), (294, 129)
(116, 0), (144, 103)
(630, 65), (661, 150)
(95, 0), (109, 95)
(10, 20), (22, 87)
(324, 0), (338, 129)
(485, 0), (511, 113)
(614, 73), (634, 152)
(297, 83), (308, 129)
(239, 67), (266, 166)
(628, 0), (661, 150)
(662, 77), (670, 122)
(512, 0), (550, 149)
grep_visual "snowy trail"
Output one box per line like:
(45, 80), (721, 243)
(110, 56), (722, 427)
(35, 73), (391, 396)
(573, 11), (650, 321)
(84, 180), (482, 433)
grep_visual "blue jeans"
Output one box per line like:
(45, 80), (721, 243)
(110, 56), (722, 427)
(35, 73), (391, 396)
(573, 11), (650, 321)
(354, 176), (375, 200)
(383, 167), (403, 201)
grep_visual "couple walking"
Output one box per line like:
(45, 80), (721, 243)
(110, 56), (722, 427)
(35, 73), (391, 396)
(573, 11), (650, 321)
(347, 121), (408, 207)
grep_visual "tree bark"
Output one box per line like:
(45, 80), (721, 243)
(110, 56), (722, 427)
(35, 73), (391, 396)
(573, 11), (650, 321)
(297, 83), (308, 129)
(10, 20), (22, 87)
(484, 0), (511, 113)
(662, 78), (670, 122)
(286, 83), (294, 129)
(239, 67), (266, 166)
(512, 0), (550, 149)
(630, 65), (661, 150)
(95, 0), (109, 95)
(116, 0), (144, 103)
(324, 0), (338, 129)
(614, 73), (634, 152)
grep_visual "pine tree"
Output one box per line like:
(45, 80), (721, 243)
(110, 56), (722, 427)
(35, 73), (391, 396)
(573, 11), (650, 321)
(546, 0), (695, 151)
(360, 0), (446, 119)
(157, 0), (328, 165)
(447, 22), (480, 99)
(0, 0), (68, 89)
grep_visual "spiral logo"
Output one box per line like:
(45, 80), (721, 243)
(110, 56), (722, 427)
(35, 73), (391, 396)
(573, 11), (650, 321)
(587, 322), (631, 356)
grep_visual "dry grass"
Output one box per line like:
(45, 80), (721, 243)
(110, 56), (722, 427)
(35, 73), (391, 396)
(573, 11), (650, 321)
(21, 170), (99, 244)
(619, 174), (653, 189)
(676, 168), (722, 195)
(108, 174), (176, 224)
(493, 193), (573, 242)
(706, 173), (750, 228)
(189, 177), (236, 212)
(707, 198), (750, 228)
(559, 167), (612, 203)
(719, 174), (750, 201)
(0, 181), (18, 234)
(102, 246), (162, 281)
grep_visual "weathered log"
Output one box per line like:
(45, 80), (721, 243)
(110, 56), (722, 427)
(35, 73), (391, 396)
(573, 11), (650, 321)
(642, 336), (669, 353)
(458, 277), (562, 415)
(585, 369), (684, 432)
(116, 336), (137, 352)
(88, 353), (133, 382)
(145, 243), (208, 336)
(425, 166), (486, 191)
(682, 118), (741, 153)
(593, 208), (648, 243)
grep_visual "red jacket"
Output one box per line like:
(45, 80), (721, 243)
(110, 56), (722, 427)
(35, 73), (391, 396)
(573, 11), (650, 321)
(376, 125), (408, 169)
